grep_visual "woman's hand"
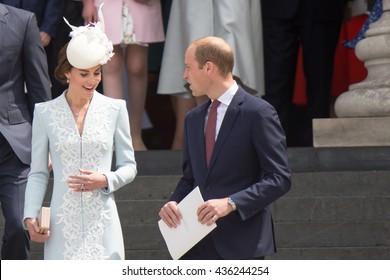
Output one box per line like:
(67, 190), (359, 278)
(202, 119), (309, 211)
(25, 218), (50, 243)
(67, 168), (108, 192)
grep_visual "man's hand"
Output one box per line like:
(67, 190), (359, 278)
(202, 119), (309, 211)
(159, 201), (182, 228)
(197, 197), (234, 226)
(39, 32), (51, 47)
(82, 0), (98, 24)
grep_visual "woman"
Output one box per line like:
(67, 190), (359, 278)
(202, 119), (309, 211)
(82, 0), (165, 151)
(23, 6), (137, 260)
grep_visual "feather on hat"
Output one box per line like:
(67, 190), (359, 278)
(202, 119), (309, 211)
(64, 3), (114, 69)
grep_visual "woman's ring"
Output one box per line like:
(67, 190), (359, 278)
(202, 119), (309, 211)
(81, 184), (85, 191)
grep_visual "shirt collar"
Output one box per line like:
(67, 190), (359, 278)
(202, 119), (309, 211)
(213, 81), (238, 106)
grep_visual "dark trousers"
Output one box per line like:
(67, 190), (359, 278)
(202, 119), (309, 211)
(0, 133), (30, 260)
(262, 4), (343, 146)
(180, 234), (264, 260)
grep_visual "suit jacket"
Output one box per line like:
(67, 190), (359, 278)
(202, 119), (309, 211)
(0, 0), (64, 38)
(261, 0), (347, 21)
(170, 87), (291, 259)
(0, 4), (51, 165)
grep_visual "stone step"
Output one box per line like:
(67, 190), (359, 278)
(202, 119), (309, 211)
(287, 146), (390, 173)
(274, 221), (390, 248)
(273, 196), (390, 223)
(268, 247), (390, 260)
(289, 171), (390, 197)
(115, 175), (178, 200)
(134, 147), (390, 174)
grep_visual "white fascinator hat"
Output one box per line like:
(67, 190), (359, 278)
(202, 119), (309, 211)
(64, 3), (114, 69)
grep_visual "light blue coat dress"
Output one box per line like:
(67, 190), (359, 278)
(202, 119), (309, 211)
(24, 91), (137, 260)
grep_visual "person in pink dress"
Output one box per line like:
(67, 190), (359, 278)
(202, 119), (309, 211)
(82, 0), (165, 150)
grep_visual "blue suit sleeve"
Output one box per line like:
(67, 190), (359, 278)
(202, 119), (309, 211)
(231, 102), (291, 220)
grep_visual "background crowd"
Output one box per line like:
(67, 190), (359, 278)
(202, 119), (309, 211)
(0, 0), (378, 150)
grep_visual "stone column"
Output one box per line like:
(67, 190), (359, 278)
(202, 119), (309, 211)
(313, 0), (390, 147)
(335, 0), (390, 117)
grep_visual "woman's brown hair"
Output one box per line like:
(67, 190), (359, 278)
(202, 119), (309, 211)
(54, 43), (73, 85)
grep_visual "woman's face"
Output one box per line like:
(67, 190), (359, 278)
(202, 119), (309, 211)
(65, 65), (102, 99)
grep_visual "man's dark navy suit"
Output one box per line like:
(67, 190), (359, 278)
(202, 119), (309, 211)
(170, 87), (291, 259)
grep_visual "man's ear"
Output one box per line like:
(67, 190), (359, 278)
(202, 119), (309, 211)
(205, 60), (214, 73)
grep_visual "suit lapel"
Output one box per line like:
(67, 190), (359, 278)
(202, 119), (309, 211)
(195, 100), (211, 173)
(207, 88), (246, 171)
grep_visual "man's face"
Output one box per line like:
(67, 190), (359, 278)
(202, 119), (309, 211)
(183, 46), (209, 97)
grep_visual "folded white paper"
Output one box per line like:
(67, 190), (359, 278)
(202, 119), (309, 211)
(158, 187), (217, 259)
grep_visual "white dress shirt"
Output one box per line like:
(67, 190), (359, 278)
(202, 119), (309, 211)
(205, 81), (239, 140)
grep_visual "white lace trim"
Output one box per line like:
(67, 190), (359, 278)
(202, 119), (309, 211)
(57, 190), (110, 259)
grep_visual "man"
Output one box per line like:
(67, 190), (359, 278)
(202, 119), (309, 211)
(159, 36), (291, 260)
(0, 0), (64, 99)
(0, 3), (51, 259)
(0, 0), (63, 48)
(261, 0), (347, 146)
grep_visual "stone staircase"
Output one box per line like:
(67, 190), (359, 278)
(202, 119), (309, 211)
(2, 147), (390, 260)
(270, 170), (390, 259)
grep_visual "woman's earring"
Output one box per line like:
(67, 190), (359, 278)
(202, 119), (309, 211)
(66, 78), (70, 84)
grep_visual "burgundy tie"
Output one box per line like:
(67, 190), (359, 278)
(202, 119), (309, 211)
(205, 100), (221, 167)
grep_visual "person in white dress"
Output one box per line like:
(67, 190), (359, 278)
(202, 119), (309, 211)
(157, 0), (264, 150)
(23, 5), (137, 260)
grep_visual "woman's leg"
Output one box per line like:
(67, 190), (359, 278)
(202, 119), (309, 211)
(125, 44), (148, 151)
(102, 45), (124, 99)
